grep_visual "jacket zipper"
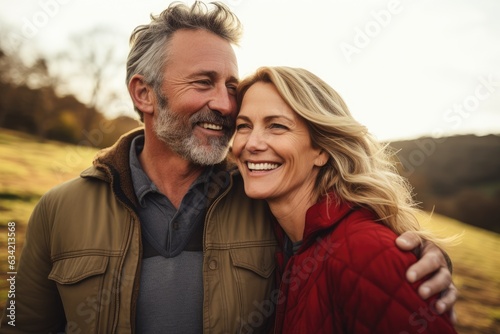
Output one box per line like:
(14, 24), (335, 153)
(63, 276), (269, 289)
(128, 212), (142, 334)
(200, 171), (234, 332)
(202, 172), (234, 252)
(274, 253), (294, 334)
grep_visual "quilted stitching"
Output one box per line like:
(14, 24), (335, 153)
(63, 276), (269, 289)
(273, 195), (457, 334)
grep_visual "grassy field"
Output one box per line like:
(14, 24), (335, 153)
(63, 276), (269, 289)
(0, 128), (499, 333)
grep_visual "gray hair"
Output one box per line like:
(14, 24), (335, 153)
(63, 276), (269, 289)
(126, 1), (243, 120)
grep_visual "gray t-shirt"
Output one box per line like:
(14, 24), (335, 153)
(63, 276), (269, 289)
(130, 135), (214, 333)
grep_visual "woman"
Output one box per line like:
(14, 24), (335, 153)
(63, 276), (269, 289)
(232, 66), (458, 333)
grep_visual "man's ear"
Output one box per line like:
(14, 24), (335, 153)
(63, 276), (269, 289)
(128, 74), (155, 115)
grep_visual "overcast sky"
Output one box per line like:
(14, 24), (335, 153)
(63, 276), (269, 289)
(0, 0), (499, 141)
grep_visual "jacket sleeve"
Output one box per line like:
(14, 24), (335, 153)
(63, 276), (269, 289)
(334, 225), (457, 334)
(0, 195), (66, 333)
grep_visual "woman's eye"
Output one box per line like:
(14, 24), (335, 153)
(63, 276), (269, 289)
(270, 123), (288, 130)
(236, 123), (250, 131)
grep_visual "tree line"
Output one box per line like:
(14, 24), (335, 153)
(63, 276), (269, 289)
(0, 25), (140, 148)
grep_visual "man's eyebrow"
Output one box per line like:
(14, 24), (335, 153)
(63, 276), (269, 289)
(190, 71), (239, 84)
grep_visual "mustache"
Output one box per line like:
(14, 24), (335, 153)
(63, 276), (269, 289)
(190, 109), (235, 130)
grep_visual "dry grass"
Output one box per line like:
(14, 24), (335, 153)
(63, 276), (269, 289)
(419, 212), (500, 333)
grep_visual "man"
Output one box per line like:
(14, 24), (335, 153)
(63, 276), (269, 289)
(0, 2), (456, 333)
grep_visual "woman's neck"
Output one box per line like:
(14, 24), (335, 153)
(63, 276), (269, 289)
(267, 192), (318, 242)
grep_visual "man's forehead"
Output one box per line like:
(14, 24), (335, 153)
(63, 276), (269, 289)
(167, 30), (239, 79)
(188, 70), (239, 83)
(169, 29), (236, 57)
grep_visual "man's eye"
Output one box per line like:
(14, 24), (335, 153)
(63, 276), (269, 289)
(227, 85), (237, 95)
(196, 80), (211, 86)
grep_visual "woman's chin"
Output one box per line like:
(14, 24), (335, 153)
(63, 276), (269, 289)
(243, 187), (270, 200)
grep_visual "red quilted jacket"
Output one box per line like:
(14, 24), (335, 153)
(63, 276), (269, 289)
(272, 194), (457, 333)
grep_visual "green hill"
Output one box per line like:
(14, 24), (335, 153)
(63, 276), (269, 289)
(419, 212), (500, 333)
(390, 134), (500, 234)
(0, 129), (499, 333)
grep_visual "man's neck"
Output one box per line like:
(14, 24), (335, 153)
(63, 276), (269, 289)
(139, 135), (205, 209)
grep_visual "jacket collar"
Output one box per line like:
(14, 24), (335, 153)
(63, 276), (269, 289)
(302, 193), (355, 242)
(81, 127), (235, 212)
(91, 127), (145, 210)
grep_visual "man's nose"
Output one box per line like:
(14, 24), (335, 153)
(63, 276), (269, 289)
(208, 85), (236, 117)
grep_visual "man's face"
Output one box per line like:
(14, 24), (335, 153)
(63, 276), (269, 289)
(153, 29), (239, 165)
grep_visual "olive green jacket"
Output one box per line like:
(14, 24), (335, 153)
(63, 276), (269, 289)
(0, 129), (278, 333)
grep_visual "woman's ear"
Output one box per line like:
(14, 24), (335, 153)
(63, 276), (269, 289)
(314, 150), (329, 167)
(128, 74), (155, 115)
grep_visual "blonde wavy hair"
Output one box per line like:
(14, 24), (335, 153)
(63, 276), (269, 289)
(237, 66), (450, 246)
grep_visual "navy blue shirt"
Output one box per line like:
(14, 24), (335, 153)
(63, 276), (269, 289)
(130, 135), (213, 333)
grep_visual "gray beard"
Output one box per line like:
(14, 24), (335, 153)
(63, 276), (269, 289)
(153, 100), (233, 166)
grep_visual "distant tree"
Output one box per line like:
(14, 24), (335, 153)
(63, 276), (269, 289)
(100, 115), (141, 148)
(50, 26), (126, 131)
(0, 24), (56, 135)
(0, 23), (135, 146)
(0, 24), (53, 89)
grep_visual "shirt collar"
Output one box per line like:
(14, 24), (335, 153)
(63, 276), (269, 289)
(129, 135), (215, 207)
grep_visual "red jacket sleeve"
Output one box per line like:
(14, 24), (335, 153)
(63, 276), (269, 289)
(331, 220), (457, 334)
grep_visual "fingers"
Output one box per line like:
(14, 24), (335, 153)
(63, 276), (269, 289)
(406, 244), (443, 283)
(396, 231), (422, 251)
(398, 232), (458, 315)
(416, 266), (452, 300)
(450, 307), (458, 324)
(435, 283), (459, 316)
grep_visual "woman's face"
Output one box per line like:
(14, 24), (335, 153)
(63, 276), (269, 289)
(232, 82), (327, 202)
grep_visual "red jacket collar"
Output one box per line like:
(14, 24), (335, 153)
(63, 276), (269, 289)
(273, 193), (358, 250)
(303, 193), (355, 242)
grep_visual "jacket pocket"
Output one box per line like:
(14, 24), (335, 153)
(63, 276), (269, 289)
(49, 255), (110, 333)
(49, 255), (109, 284)
(229, 247), (275, 278)
(229, 246), (276, 331)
